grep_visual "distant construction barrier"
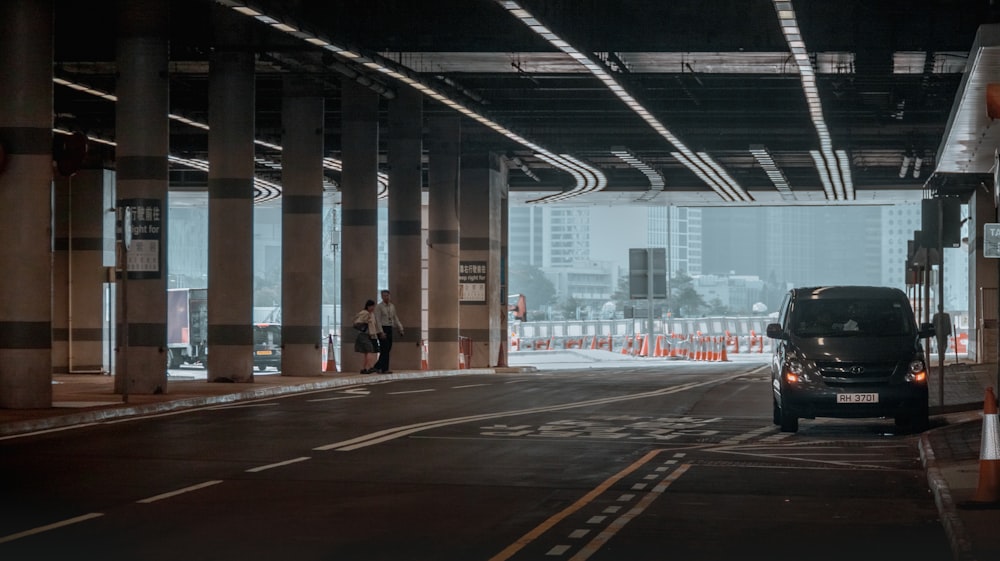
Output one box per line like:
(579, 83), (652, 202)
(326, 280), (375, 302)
(509, 315), (778, 360)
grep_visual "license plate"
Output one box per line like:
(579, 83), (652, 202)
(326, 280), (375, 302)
(837, 393), (878, 404)
(256, 350), (272, 356)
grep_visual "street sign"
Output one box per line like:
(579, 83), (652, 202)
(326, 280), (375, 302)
(629, 248), (666, 299)
(985, 223), (1000, 258)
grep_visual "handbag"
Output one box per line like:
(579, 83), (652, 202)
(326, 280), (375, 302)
(353, 311), (369, 332)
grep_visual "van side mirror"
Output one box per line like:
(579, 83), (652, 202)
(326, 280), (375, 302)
(918, 322), (936, 338)
(766, 323), (786, 340)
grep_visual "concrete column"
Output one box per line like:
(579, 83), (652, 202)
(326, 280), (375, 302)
(280, 77), (324, 376)
(426, 116), (461, 370)
(339, 80), (380, 374)
(115, 0), (169, 395)
(0, 0), (53, 408)
(207, 6), (255, 382)
(970, 185), (998, 363)
(386, 88), (423, 371)
(459, 152), (506, 367)
(499, 183), (510, 367)
(53, 170), (115, 374)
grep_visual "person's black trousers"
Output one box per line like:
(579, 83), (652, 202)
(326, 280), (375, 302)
(375, 326), (394, 372)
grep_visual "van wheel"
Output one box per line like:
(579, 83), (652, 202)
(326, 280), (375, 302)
(895, 408), (929, 433)
(772, 398), (782, 425)
(778, 402), (798, 433)
(257, 364), (266, 372)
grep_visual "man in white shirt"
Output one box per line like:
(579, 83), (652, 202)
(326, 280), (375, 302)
(374, 289), (404, 373)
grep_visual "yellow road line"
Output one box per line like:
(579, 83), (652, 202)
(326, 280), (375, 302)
(488, 449), (665, 561)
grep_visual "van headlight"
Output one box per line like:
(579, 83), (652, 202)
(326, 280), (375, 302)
(783, 358), (805, 384)
(905, 359), (927, 383)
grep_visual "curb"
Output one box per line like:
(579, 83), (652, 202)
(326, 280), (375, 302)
(1, 367), (537, 438)
(921, 430), (976, 561)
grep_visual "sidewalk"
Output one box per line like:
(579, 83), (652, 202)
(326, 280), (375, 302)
(0, 358), (997, 561)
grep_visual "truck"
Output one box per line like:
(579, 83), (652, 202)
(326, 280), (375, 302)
(167, 288), (208, 369)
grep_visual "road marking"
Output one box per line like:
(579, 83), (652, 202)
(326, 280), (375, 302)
(207, 403), (278, 410)
(246, 456), (311, 473)
(453, 383), (489, 389)
(0, 423), (100, 441)
(487, 449), (665, 561)
(309, 388), (372, 402)
(568, 464), (690, 561)
(0, 512), (104, 544)
(547, 545), (571, 556)
(136, 480), (223, 504)
(586, 515), (607, 524)
(315, 372), (750, 451)
(602, 506), (621, 514)
(387, 389), (436, 395)
(569, 529), (590, 538)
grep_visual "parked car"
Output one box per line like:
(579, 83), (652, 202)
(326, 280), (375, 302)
(766, 286), (934, 433)
(253, 323), (282, 372)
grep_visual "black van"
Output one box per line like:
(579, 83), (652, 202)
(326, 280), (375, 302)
(253, 323), (282, 372)
(766, 286), (935, 433)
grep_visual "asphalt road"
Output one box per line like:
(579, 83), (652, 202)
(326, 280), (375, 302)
(0, 362), (951, 561)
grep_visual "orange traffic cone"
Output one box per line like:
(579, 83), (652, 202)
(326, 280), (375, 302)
(639, 334), (649, 357)
(719, 338), (729, 362)
(324, 334), (338, 373)
(962, 387), (1000, 508)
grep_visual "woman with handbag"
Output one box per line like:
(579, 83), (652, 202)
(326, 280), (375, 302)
(352, 299), (380, 374)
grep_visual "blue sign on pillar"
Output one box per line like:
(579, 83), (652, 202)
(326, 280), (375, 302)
(116, 198), (162, 279)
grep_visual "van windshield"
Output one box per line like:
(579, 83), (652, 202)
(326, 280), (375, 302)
(790, 298), (914, 337)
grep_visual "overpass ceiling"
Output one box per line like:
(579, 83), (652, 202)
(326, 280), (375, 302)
(51, 0), (1000, 206)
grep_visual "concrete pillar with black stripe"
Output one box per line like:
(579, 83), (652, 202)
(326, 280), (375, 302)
(53, 170), (115, 375)
(280, 77), (324, 376)
(0, 0), (54, 407)
(386, 88), (423, 371)
(459, 152), (507, 367)
(114, 0), (170, 395)
(426, 116), (461, 370)
(339, 80), (380, 374)
(207, 5), (255, 382)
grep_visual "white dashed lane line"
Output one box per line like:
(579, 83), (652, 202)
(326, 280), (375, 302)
(136, 480), (224, 504)
(246, 456), (311, 473)
(0, 513), (104, 544)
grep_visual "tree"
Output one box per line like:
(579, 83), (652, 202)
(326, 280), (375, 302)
(707, 297), (730, 316)
(669, 270), (707, 317)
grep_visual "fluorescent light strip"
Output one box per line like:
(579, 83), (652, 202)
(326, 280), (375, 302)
(696, 152), (751, 201)
(55, 125), (288, 204)
(809, 150), (836, 200)
(670, 151), (736, 202)
(170, 155), (281, 203)
(500, 0), (750, 202)
(218, 0), (604, 202)
(53, 77), (381, 199)
(611, 147), (665, 190)
(772, 0), (852, 200)
(749, 145), (795, 200)
(836, 150), (854, 198)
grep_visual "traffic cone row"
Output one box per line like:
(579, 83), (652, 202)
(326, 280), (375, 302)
(963, 387), (1000, 508)
(511, 331), (749, 361)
